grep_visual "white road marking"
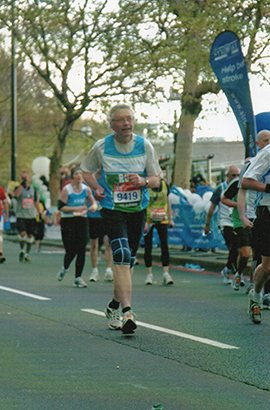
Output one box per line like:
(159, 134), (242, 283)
(0, 286), (51, 301)
(41, 250), (65, 254)
(81, 308), (239, 350)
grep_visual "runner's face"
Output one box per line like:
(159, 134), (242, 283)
(21, 172), (30, 184)
(258, 135), (270, 149)
(111, 109), (134, 141)
(227, 169), (240, 182)
(72, 170), (83, 183)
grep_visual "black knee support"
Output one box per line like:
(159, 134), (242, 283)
(110, 238), (131, 265)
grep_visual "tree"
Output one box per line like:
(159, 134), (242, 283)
(0, 36), (64, 186)
(0, 0), (162, 204)
(1, 0), (270, 197)
(166, 0), (270, 186)
(169, 0), (270, 187)
(120, 0), (270, 187)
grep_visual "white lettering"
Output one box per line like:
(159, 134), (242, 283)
(222, 73), (244, 84)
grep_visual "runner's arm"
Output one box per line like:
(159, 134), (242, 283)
(237, 188), (253, 228)
(241, 177), (268, 192)
(204, 202), (216, 234)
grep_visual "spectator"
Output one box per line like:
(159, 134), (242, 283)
(59, 166), (70, 190)
(190, 173), (214, 197)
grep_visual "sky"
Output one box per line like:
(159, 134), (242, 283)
(4, 0), (269, 144)
(134, 73), (270, 143)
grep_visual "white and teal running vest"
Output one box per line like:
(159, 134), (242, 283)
(99, 134), (150, 212)
(61, 184), (88, 218)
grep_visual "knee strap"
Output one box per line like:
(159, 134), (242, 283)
(110, 237), (131, 265)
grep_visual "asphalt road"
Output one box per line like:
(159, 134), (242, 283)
(1, 240), (269, 410)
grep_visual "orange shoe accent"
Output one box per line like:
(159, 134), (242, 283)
(253, 306), (260, 314)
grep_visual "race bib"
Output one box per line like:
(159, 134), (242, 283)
(113, 182), (141, 204)
(150, 207), (166, 222)
(22, 198), (34, 209)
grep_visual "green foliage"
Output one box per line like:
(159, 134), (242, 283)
(1, 0), (270, 193)
(0, 36), (62, 186)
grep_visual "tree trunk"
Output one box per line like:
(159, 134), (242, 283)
(173, 111), (196, 188)
(49, 121), (73, 205)
(49, 139), (66, 206)
(173, 55), (201, 189)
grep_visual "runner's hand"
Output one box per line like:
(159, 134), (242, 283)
(125, 173), (144, 187)
(88, 203), (98, 213)
(94, 187), (106, 201)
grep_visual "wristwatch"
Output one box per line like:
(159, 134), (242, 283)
(144, 178), (149, 187)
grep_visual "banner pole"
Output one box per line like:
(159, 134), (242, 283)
(245, 121), (250, 159)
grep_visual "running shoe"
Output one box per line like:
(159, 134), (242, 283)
(145, 273), (153, 285)
(105, 305), (122, 330)
(19, 251), (25, 262)
(163, 274), (174, 285)
(74, 277), (87, 288)
(89, 269), (99, 282)
(104, 268), (113, 282)
(240, 278), (245, 287)
(220, 266), (232, 284)
(248, 290), (261, 324)
(231, 273), (241, 291)
(24, 255), (31, 263)
(262, 293), (270, 310)
(56, 267), (67, 281)
(121, 310), (137, 335)
(0, 256), (6, 263)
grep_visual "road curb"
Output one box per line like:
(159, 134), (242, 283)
(5, 233), (250, 274)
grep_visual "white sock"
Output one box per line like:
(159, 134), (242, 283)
(92, 267), (98, 273)
(252, 290), (262, 304)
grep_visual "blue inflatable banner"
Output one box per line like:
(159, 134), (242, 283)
(168, 203), (226, 250)
(210, 30), (256, 157)
(255, 112), (270, 132)
(140, 186), (226, 250)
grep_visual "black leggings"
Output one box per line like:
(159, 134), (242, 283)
(221, 226), (238, 271)
(60, 217), (89, 277)
(144, 223), (169, 268)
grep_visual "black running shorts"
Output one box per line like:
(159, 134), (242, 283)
(254, 206), (270, 257)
